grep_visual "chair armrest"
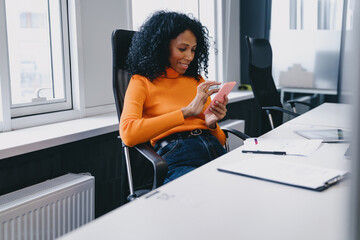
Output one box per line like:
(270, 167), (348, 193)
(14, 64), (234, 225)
(262, 106), (300, 117)
(287, 100), (314, 108)
(134, 143), (168, 189)
(286, 94), (317, 109)
(221, 127), (250, 140)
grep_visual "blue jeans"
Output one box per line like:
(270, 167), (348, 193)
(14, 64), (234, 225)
(154, 133), (226, 184)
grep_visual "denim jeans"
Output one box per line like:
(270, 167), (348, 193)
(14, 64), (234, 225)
(154, 133), (226, 184)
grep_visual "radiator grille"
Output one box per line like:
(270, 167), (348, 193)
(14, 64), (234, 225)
(0, 173), (94, 240)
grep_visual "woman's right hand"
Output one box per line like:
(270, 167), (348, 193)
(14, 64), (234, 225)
(181, 81), (221, 118)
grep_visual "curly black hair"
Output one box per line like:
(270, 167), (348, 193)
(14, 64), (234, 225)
(126, 11), (210, 81)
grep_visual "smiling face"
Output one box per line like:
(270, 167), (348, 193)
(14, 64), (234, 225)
(168, 30), (197, 74)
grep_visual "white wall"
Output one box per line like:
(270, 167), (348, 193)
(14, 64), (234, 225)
(78, 0), (130, 111)
(222, 0), (240, 83)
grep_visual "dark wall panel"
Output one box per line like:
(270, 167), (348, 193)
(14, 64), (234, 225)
(0, 132), (122, 218)
(240, 0), (272, 84)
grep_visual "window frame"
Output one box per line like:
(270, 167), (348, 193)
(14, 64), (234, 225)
(3, 0), (72, 119)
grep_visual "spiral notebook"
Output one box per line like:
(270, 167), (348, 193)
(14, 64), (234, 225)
(218, 156), (347, 191)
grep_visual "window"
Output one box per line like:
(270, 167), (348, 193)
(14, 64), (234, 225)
(288, 0), (343, 30)
(2, 0), (71, 118)
(270, 0), (344, 90)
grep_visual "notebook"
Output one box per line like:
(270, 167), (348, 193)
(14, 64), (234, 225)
(295, 128), (351, 143)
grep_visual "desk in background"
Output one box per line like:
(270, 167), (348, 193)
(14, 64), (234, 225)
(280, 87), (337, 105)
(61, 103), (351, 240)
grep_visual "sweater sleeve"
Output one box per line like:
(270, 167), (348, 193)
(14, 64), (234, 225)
(120, 76), (185, 147)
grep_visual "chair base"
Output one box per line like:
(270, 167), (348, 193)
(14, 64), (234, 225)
(127, 189), (152, 201)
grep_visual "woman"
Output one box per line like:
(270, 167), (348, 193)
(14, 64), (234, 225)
(120, 11), (229, 183)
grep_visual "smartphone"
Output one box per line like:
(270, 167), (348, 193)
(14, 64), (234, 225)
(204, 81), (236, 115)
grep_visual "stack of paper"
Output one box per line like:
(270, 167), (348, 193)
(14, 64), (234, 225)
(242, 138), (322, 156)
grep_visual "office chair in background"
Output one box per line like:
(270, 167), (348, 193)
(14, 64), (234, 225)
(112, 29), (249, 204)
(245, 36), (314, 131)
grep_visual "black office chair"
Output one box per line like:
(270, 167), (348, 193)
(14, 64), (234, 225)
(112, 29), (249, 204)
(245, 36), (314, 131)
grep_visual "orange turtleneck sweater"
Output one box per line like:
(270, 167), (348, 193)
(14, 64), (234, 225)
(119, 68), (226, 147)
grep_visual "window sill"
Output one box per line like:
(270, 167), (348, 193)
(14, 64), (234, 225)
(0, 112), (119, 160)
(227, 90), (253, 103)
(0, 90), (253, 160)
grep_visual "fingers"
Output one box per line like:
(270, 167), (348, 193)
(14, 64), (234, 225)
(198, 81), (221, 93)
(204, 96), (228, 127)
(197, 82), (221, 102)
(223, 95), (229, 105)
(207, 88), (220, 96)
(200, 81), (221, 88)
(208, 94), (228, 118)
(204, 104), (226, 128)
(210, 95), (228, 111)
(210, 101), (227, 115)
(186, 82), (223, 119)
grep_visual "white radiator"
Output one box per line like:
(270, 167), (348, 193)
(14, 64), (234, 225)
(0, 173), (95, 240)
(219, 119), (245, 151)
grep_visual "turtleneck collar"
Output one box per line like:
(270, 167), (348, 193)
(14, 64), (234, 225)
(164, 67), (180, 78)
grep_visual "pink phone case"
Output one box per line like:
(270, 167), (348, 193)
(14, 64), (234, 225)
(204, 81), (236, 115)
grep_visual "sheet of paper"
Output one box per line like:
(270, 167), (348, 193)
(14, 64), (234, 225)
(218, 156), (347, 190)
(243, 138), (322, 156)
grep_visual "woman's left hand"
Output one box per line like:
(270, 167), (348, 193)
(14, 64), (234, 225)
(205, 95), (228, 129)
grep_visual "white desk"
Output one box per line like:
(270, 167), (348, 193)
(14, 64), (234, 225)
(61, 103), (351, 240)
(280, 87), (337, 105)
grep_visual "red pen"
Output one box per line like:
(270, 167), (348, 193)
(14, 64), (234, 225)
(254, 138), (258, 145)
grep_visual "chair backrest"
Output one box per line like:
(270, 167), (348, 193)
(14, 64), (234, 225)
(112, 29), (166, 202)
(112, 29), (135, 121)
(245, 36), (283, 129)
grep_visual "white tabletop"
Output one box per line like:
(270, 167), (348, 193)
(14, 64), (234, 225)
(61, 103), (351, 240)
